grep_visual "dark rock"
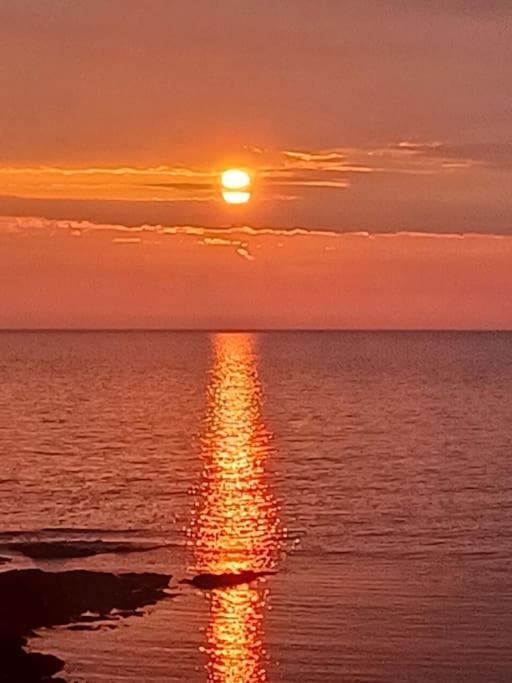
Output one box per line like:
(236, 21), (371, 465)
(0, 568), (171, 682)
(183, 570), (273, 590)
(0, 635), (65, 683)
(7, 540), (166, 560)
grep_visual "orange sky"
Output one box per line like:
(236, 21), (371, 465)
(1, 1), (511, 328)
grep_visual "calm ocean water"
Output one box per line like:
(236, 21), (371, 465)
(1, 331), (512, 682)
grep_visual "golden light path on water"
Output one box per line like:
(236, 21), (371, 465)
(188, 333), (282, 683)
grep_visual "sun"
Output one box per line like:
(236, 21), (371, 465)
(221, 169), (251, 190)
(221, 168), (252, 204)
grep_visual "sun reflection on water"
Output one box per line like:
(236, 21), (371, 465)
(188, 333), (282, 683)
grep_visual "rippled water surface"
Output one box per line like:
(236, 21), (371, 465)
(1, 331), (512, 682)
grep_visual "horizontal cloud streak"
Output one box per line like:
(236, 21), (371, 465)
(1, 215), (510, 245)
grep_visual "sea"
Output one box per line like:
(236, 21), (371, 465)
(1, 331), (512, 682)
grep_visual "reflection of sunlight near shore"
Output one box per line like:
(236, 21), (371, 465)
(188, 333), (282, 682)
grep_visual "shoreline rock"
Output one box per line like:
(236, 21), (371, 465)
(0, 568), (171, 682)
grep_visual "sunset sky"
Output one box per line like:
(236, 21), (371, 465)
(1, 1), (511, 328)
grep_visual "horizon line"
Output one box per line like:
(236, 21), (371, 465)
(1, 328), (512, 334)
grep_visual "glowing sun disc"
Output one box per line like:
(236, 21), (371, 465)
(221, 169), (251, 190)
(222, 190), (251, 205)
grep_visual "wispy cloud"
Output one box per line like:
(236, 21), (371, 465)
(277, 143), (483, 176)
(199, 235), (254, 260)
(1, 215), (509, 267)
(0, 165), (217, 202)
(389, 141), (512, 170)
(112, 236), (142, 244)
